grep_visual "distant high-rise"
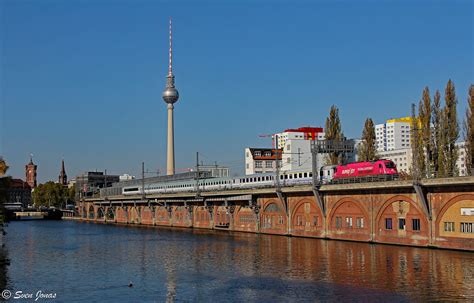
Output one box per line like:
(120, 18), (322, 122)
(25, 155), (37, 188)
(162, 17), (179, 175)
(59, 159), (67, 186)
(375, 117), (414, 152)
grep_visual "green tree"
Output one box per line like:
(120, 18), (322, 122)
(357, 118), (378, 162)
(417, 100), (427, 175)
(437, 108), (448, 177)
(68, 186), (76, 204)
(411, 104), (423, 179)
(32, 182), (71, 208)
(325, 105), (344, 165)
(444, 79), (459, 176)
(0, 158), (8, 177)
(419, 86), (432, 176)
(464, 84), (474, 175)
(432, 90), (444, 175)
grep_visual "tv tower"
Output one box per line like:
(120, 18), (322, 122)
(162, 17), (179, 175)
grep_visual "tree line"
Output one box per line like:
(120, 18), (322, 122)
(32, 182), (75, 208)
(324, 80), (473, 177)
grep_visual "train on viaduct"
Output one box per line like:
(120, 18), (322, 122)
(77, 177), (474, 251)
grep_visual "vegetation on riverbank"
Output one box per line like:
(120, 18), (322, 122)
(32, 182), (75, 208)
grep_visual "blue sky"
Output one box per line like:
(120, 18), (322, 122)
(1, 0), (472, 182)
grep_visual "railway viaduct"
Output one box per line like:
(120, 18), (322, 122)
(77, 177), (474, 251)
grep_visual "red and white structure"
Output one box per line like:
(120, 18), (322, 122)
(246, 127), (326, 175)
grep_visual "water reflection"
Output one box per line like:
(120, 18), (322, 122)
(4, 221), (474, 302)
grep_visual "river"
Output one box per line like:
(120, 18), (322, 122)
(2, 220), (473, 302)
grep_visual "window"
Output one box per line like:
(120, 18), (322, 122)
(255, 161), (262, 168)
(460, 222), (473, 233)
(264, 151), (271, 157)
(356, 217), (364, 228)
(444, 222), (455, 232)
(254, 151), (261, 156)
(412, 218), (421, 231)
(399, 218), (406, 230)
(335, 217), (342, 229)
(265, 161), (273, 168)
(296, 215), (303, 226)
(287, 145), (291, 151)
(385, 218), (393, 230)
(278, 215), (284, 225)
(345, 216), (352, 228)
(313, 216), (318, 226)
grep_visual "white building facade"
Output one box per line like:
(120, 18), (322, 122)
(245, 148), (282, 175)
(456, 142), (469, 176)
(376, 117), (413, 152)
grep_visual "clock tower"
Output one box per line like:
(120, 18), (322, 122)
(25, 155), (37, 188)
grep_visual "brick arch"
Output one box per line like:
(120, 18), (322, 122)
(328, 197), (369, 224)
(105, 207), (115, 220)
(435, 194), (474, 226)
(88, 205), (95, 219)
(291, 198), (322, 235)
(261, 199), (287, 233)
(114, 206), (128, 223)
(128, 206), (141, 223)
(262, 199), (285, 213)
(375, 195), (426, 225)
(291, 198), (321, 223)
(141, 206), (155, 225)
(97, 207), (105, 219)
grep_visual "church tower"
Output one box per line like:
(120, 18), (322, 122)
(25, 155), (37, 188)
(58, 159), (67, 186)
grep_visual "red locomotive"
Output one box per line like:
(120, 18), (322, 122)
(333, 160), (399, 181)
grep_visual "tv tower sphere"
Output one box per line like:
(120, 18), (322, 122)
(162, 80), (179, 104)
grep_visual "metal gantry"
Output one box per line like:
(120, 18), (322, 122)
(310, 139), (355, 216)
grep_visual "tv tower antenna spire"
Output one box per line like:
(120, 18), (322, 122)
(168, 16), (173, 76)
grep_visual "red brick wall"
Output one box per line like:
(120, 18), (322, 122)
(234, 206), (257, 232)
(78, 183), (474, 251)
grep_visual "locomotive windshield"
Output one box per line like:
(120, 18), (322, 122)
(385, 161), (396, 168)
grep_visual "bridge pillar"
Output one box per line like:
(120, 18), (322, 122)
(151, 206), (156, 226)
(166, 204), (173, 226)
(226, 205), (235, 231)
(369, 195), (375, 242)
(124, 206), (129, 224)
(185, 205), (194, 227)
(251, 205), (261, 233)
(137, 206), (142, 224)
(206, 205), (214, 229)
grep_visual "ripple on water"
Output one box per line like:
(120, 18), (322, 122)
(4, 221), (474, 302)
